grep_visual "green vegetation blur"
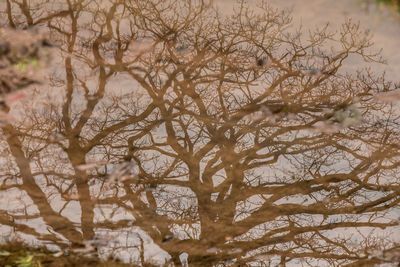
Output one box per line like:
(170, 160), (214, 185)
(364, 0), (400, 13)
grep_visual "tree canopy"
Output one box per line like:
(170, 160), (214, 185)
(1, 0), (400, 266)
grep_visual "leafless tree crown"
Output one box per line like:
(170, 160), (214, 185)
(1, 0), (400, 266)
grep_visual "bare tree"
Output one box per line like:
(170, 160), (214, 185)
(1, 0), (400, 266)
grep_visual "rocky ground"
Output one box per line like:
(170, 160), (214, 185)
(0, 241), (132, 267)
(0, 27), (54, 114)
